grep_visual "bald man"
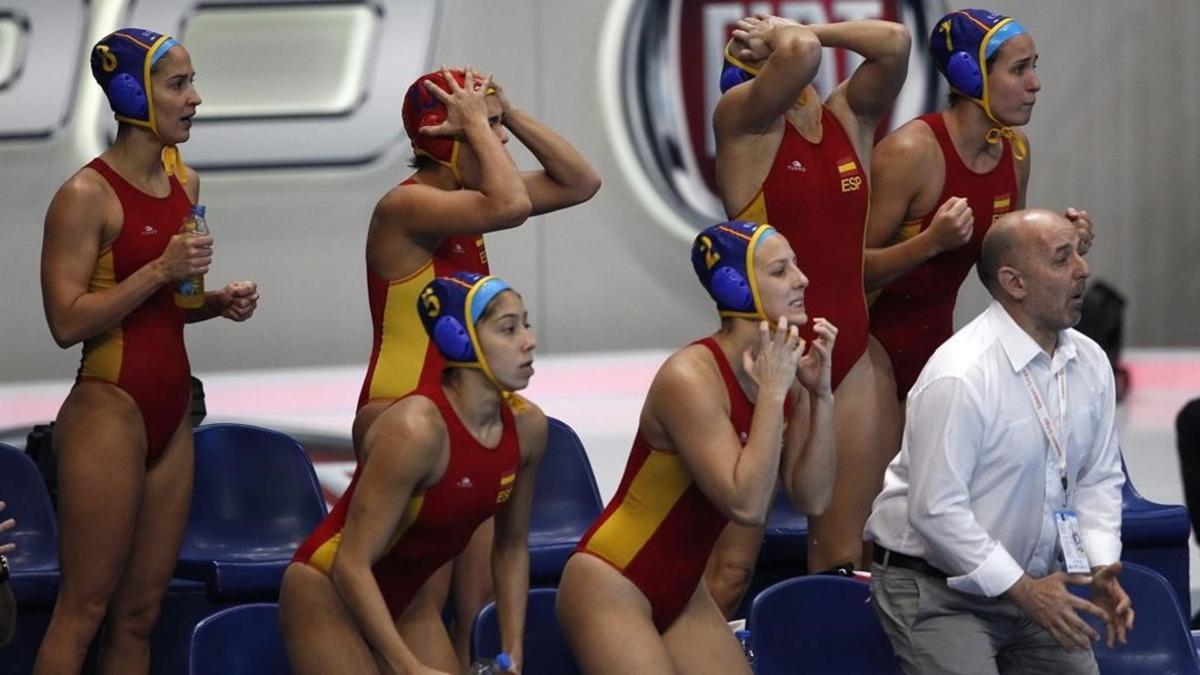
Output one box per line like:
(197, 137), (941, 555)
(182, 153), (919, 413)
(865, 210), (1133, 673)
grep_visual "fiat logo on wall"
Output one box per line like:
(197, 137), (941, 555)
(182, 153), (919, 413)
(600, 0), (946, 239)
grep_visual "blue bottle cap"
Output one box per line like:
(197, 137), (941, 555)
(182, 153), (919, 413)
(193, 204), (206, 217)
(495, 652), (513, 671)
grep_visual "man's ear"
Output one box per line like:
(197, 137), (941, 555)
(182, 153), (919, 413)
(997, 265), (1026, 300)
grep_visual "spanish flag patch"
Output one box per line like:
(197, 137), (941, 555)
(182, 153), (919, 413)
(496, 471), (517, 503)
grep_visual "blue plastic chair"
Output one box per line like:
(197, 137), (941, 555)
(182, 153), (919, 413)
(731, 489), (809, 619)
(188, 603), (290, 675)
(1119, 457), (1191, 615)
(748, 575), (902, 675)
(0, 442), (59, 605)
(0, 443), (61, 673)
(471, 587), (580, 675)
(175, 424), (327, 599)
(1073, 561), (1200, 674)
(528, 418), (603, 585)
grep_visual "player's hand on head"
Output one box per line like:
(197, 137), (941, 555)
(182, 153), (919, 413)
(1065, 207), (1094, 256)
(420, 66), (493, 138)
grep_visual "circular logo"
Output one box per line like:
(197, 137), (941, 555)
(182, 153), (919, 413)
(603, 0), (946, 239)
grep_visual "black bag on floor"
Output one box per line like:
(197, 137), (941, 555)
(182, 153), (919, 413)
(1075, 280), (1130, 400)
(24, 423), (58, 510)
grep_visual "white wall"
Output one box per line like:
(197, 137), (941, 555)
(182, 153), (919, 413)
(1, 0), (1197, 385)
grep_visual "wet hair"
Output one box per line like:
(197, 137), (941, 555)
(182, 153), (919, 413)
(408, 154), (436, 171)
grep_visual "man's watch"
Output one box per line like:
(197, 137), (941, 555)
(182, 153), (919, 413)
(0, 555), (9, 584)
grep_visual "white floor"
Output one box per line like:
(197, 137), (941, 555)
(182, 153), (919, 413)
(2, 348), (1197, 605)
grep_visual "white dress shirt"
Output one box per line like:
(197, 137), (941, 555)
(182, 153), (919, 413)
(866, 300), (1124, 598)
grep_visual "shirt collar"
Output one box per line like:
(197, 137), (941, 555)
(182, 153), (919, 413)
(987, 300), (1078, 373)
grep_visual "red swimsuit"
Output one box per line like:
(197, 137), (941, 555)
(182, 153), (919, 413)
(735, 108), (870, 390)
(295, 384), (521, 617)
(576, 338), (787, 631)
(870, 112), (1017, 396)
(357, 179), (490, 408)
(76, 158), (192, 463)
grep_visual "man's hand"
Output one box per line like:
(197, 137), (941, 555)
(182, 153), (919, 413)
(1090, 562), (1135, 648)
(1005, 572), (1109, 651)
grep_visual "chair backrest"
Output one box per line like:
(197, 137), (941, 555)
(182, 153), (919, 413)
(472, 587), (580, 675)
(180, 424), (326, 559)
(0, 442), (58, 572)
(188, 603), (290, 675)
(1080, 561), (1200, 674)
(528, 418), (602, 545)
(748, 576), (902, 675)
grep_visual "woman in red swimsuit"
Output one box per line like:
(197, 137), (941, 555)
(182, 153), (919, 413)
(353, 67), (599, 666)
(557, 221), (836, 674)
(36, 28), (257, 675)
(281, 273), (546, 675)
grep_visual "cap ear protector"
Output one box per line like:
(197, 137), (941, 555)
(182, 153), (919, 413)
(710, 265), (752, 310)
(431, 314), (473, 362)
(944, 50), (984, 99)
(719, 40), (810, 106)
(106, 71), (149, 119)
(692, 220), (777, 320)
(719, 42), (759, 94)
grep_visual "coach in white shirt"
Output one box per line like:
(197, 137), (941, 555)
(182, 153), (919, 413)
(866, 209), (1134, 674)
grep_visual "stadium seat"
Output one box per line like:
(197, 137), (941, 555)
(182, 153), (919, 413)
(0, 443), (60, 673)
(188, 603), (289, 675)
(471, 587), (579, 675)
(175, 424), (326, 599)
(732, 489), (809, 619)
(0, 443), (59, 605)
(748, 575), (902, 675)
(1074, 561), (1200, 674)
(1119, 458), (1191, 615)
(528, 418), (603, 585)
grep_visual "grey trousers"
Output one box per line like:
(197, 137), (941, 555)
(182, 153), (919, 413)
(870, 562), (1099, 675)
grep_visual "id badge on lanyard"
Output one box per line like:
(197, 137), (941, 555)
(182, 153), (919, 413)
(1020, 367), (1089, 573)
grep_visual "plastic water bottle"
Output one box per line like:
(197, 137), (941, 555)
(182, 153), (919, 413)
(468, 651), (513, 674)
(173, 204), (208, 309)
(735, 629), (756, 670)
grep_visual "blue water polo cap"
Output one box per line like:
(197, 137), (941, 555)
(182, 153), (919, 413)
(91, 28), (181, 128)
(692, 221), (777, 319)
(418, 271), (513, 375)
